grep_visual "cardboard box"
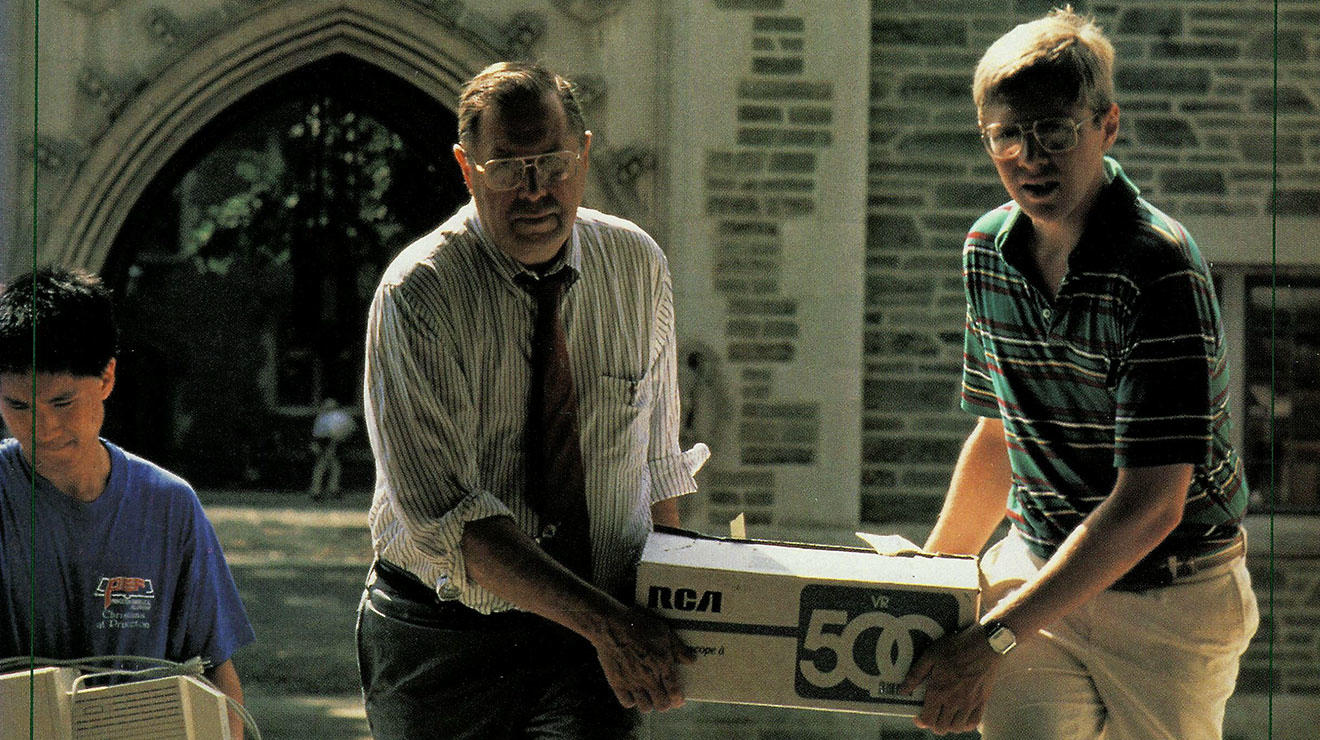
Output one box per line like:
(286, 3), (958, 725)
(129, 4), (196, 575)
(635, 527), (980, 716)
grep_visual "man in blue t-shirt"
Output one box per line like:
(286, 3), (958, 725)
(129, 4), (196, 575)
(0, 267), (255, 739)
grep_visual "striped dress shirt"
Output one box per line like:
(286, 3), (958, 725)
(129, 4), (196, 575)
(363, 201), (709, 614)
(961, 158), (1247, 562)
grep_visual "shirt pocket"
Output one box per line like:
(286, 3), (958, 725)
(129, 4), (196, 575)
(598, 373), (651, 409)
(581, 373), (653, 479)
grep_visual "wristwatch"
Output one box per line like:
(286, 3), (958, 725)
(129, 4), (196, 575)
(981, 618), (1017, 655)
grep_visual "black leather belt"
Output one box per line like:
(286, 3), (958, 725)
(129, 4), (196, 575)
(371, 559), (444, 604)
(1110, 533), (1246, 592)
(369, 559), (546, 631)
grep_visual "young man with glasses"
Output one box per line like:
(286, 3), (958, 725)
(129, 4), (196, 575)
(899, 9), (1257, 739)
(356, 61), (708, 739)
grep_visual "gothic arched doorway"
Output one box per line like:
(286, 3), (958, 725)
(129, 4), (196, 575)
(101, 54), (468, 490)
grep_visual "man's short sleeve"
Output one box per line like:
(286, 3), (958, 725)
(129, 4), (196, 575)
(174, 499), (255, 667)
(1113, 266), (1220, 468)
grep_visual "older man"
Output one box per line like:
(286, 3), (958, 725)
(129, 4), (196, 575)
(356, 61), (708, 739)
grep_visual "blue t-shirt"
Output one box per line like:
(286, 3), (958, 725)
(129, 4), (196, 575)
(0, 439), (255, 668)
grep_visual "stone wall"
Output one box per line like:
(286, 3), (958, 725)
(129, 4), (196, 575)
(667, 0), (870, 532)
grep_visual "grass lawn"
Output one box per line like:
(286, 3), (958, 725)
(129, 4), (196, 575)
(201, 489), (374, 739)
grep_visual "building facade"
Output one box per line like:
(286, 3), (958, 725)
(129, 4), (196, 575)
(4, 0), (1316, 736)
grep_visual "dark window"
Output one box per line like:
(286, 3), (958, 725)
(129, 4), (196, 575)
(1240, 273), (1320, 513)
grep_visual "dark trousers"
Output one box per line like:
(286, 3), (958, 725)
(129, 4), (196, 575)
(355, 563), (639, 739)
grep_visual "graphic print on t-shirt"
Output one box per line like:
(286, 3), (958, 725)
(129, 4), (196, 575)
(93, 575), (156, 630)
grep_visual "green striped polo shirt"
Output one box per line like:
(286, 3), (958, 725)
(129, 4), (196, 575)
(961, 157), (1247, 561)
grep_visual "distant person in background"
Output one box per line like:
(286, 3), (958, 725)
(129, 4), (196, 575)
(900, 9), (1257, 739)
(309, 397), (355, 501)
(0, 267), (255, 740)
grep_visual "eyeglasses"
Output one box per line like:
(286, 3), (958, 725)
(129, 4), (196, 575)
(979, 114), (1101, 160)
(472, 150), (581, 192)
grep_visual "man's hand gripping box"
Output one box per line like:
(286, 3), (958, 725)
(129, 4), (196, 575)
(635, 527), (980, 716)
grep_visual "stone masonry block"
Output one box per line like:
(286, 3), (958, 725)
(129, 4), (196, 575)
(707, 469), (775, 487)
(707, 195), (760, 215)
(753, 57), (804, 76)
(764, 196), (815, 217)
(728, 341), (794, 362)
(706, 150), (765, 174)
(1116, 7), (1182, 36)
(728, 297), (797, 316)
(872, 17), (966, 47)
(761, 320), (798, 339)
(738, 80), (831, 100)
(1150, 40), (1240, 62)
(867, 378), (957, 412)
(1275, 189), (1320, 216)
(726, 319), (759, 338)
(717, 220), (778, 237)
(1247, 29), (1307, 62)
(898, 74), (972, 105)
(861, 491), (943, 525)
(860, 467), (897, 488)
(738, 105), (783, 123)
(758, 177), (814, 192)
(768, 152), (816, 173)
(1239, 135), (1305, 165)
(1132, 116), (1199, 148)
(706, 176), (738, 192)
(740, 419), (778, 440)
(742, 445), (815, 465)
(708, 488), (739, 505)
(1117, 66), (1211, 95)
(861, 436), (963, 465)
(780, 421), (816, 444)
(778, 128), (833, 148)
(752, 15), (803, 33)
(935, 181), (1010, 210)
(787, 106), (832, 125)
(713, 0), (784, 10)
(1159, 169), (1227, 195)
(895, 131), (983, 158)
(861, 413), (904, 432)
(1252, 86), (1316, 115)
(867, 213), (923, 251)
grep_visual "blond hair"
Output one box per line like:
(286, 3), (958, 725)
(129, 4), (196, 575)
(973, 6), (1115, 115)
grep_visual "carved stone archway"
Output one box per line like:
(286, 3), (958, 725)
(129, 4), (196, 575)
(42, 0), (498, 271)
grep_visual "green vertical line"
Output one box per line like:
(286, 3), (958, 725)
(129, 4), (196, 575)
(1268, 0), (1278, 737)
(27, 3), (41, 740)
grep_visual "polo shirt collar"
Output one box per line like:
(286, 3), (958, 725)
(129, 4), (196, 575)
(992, 156), (1139, 255)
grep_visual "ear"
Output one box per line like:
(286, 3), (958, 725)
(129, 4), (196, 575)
(99, 357), (117, 401)
(578, 130), (593, 174)
(1099, 103), (1120, 152)
(453, 144), (476, 195)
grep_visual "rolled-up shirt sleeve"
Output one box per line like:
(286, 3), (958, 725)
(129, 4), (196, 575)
(364, 278), (513, 608)
(644, 257), (710, 504)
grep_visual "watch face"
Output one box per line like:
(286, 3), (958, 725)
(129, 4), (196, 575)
(986, 623), (1017, 654)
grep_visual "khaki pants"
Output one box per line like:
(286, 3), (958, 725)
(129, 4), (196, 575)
(978, 534), (1259, 740)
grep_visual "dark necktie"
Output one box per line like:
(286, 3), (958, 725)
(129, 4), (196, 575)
(516, 269), (593, 581)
